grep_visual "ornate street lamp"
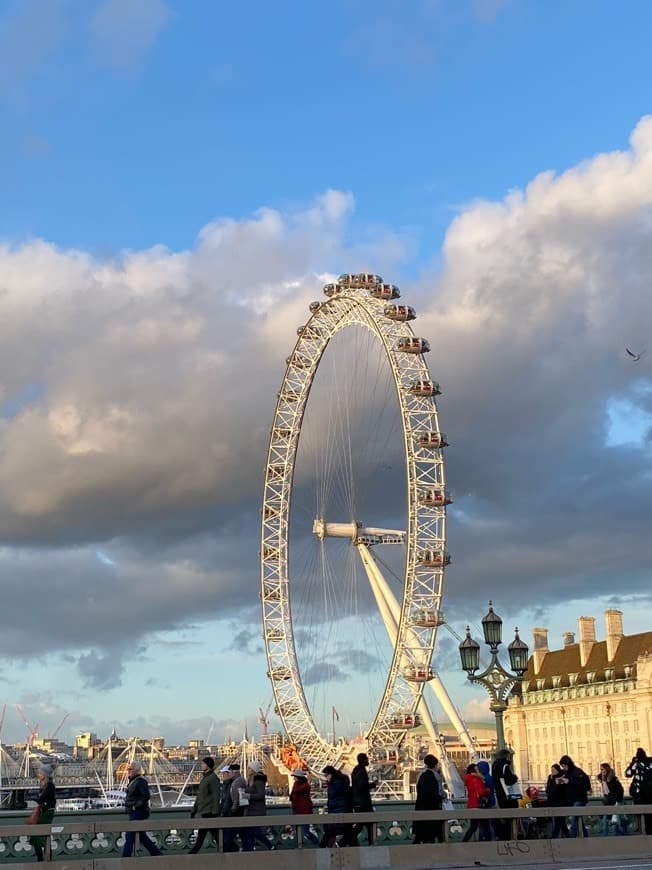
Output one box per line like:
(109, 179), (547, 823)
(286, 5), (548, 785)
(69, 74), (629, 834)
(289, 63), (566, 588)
(459, 602), (529, 752)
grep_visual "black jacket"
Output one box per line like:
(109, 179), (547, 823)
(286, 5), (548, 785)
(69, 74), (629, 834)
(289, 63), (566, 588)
(125, 774), (151, 820)
(351, 764), (373, 811)
(491, 756), (518, 808)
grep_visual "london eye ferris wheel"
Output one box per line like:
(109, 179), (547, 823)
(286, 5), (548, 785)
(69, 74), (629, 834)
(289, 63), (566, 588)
(260, 273), (454, 774)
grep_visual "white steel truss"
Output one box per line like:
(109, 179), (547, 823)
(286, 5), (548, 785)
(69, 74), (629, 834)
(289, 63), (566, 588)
(260, 275), (448, 774)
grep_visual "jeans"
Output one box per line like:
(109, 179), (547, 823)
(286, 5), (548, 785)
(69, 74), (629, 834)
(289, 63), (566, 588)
(601, 809), (626, 836)
(298, 824), (319, 845)
(569, 801), (588, 838)
(189, 815), (220, 853)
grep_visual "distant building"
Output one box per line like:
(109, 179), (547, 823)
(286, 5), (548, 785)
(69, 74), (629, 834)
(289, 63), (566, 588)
(504, 609), (652, 783)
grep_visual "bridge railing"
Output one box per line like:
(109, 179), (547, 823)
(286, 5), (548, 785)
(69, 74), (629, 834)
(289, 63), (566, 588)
(0, 804), (650, 862)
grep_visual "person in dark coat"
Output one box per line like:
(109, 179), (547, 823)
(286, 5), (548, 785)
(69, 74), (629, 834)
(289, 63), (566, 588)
(30, 763), (56, 862)
(219, 763), (239, 852)
(625, 747), (652, 834)
(412, 754), (445, 844)
(559, 755), (590, 838)
(351, 753), (376, 845)
(491, 748), (519, 841)
(189, 757), (222, 853)
(546, 763), (569, 838)
(122, 762), (162, 857)
(320, 765), (355, 848)
(290, 769), (319, 846)
(242, 761), (274, 852)
(597, 762), (626, 836)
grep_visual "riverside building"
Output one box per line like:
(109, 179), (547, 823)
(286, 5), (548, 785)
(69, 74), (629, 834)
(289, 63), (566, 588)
(504, 609), (652, 784)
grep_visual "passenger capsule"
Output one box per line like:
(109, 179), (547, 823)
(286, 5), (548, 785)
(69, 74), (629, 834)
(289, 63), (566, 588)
(268, 666), (292, 681)
(373, 748), (398, 763)
(417, 548), (451, 567)
(296, 324), (322, 339)
(388, 712), (421, 730)
(323, 283), (346, 296)
(415, 432), (448, 449)
(409, 380), (441, 397)
(370, 283), (400, 300)
(411, 608), (446, 627)
(403, 665), (435, 683)
(309, 301), (321, 312)
(263, 505), (279, 520)
(272, 427), (292, 441)
(265, 628), (284, 642)
(384, 304), (415, 321)
(397, 336), (429, 354)
(417, 488), (452, 507)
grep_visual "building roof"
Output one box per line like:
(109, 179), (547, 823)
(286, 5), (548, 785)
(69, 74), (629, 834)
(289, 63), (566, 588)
(522, 630), (652, 690)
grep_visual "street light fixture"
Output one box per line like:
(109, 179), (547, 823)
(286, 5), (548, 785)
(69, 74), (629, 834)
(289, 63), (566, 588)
(459, 602), (529, 752)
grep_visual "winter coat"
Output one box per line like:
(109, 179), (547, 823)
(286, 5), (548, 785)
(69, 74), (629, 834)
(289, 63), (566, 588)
(491, 753), (519, 808)
(192, 770), (222, 817)
(125, 774), (151, 820)
(220, 776), (234, 816)
(229, 773), (247, 815)
(598, 770), (624, 805)
(414, 767), (444, 811)
(563, 763), (590, 803)
(545, 774), (568, 807)
(351, 764), (373, 812)
(36, 780), (56, 811)
(625, 754), (652, 802)
(244, 773), (267, 817)
(477, 761), (496, 808)
(326, 771), (352, 814)
(464, 772), (490, 809)
(290, 778), (313, 815)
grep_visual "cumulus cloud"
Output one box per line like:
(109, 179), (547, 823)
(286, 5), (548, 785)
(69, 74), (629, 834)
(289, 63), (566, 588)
(1, 119), (652, 694)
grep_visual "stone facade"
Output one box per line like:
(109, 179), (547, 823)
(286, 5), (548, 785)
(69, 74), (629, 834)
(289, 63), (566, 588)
(504, 609), (652, 784)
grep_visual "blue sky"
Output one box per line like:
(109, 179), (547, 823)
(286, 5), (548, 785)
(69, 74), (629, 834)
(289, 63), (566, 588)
(1, 0), (652, 748)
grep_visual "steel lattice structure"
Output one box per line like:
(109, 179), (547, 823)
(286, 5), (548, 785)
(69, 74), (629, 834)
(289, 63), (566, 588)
(260, 274), (449, 774)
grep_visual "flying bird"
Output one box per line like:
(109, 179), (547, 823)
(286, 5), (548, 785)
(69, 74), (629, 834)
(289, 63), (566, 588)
(625, 348), (645, 361)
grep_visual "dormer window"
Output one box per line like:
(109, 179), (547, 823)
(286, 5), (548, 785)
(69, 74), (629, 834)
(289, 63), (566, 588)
(552, 675), (561, 688)
(624, 664), (633, 678)
(586, 671), (596, 684)
(569, 673), (579, 686)
(536, 678), (545, 690)
(604, 667), (614, 681)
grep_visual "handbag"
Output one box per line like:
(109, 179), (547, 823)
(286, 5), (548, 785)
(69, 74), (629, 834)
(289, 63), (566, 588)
(27, 805), (43, 825)
(237, 788), (249, 807)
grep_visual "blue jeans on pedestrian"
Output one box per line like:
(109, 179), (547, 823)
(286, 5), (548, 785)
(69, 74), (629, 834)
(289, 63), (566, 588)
(601, 808), (627, 836)
(569, 802), (588, 838)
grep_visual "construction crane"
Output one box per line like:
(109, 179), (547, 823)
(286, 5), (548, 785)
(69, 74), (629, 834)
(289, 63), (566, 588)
(51, 713), (70, 740)
(258, 701), (273, 742)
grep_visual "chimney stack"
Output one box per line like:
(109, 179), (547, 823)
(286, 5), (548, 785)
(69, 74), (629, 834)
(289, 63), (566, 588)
(563, 631), (576, 646)
(605, 609), (623, 662)
(578, 616), (596, 667)
(532, 627), (549, 674)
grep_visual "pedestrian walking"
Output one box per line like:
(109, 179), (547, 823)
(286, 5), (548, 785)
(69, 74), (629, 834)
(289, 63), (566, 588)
(625, 747), (652, 834)
(559, 754), (591, 838)
(412, 754), (446, 844)
(491, 748), (519, 841)
(220, 763), (240, 852)
(597, 762), (626, 836)
(351, 753), (376, 845)
(188, 756), (222, 853)
(242, 761), (274, 851)
(29, 762), (56, 862)
(320, 765), (355, 848)
(477, 760), (496, 841)
(289, 768), (319, 846)
(122, 762), (162, 857)
(462, 763), (490, 842)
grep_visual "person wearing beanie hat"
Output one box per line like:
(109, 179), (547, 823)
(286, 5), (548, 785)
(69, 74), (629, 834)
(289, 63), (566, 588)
(123, 762), (162, 858)
(290, 768), (319, 845)
(29, 763), (56, 861)
(188, 757), (222, 853)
